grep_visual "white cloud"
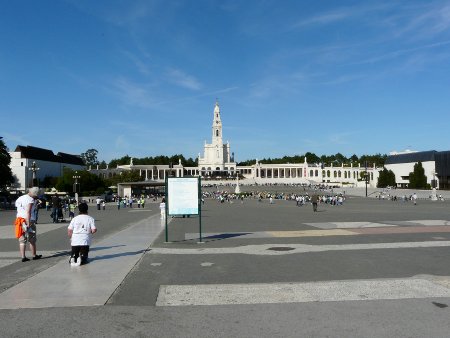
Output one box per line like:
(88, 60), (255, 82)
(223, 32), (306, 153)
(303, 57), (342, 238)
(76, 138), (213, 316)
(112, 77), (156, 108)
(351, 40), (450, 66)
(122, 50), (151, 76)
(290, 3), (392, 29)
(166, 68), (202, 90)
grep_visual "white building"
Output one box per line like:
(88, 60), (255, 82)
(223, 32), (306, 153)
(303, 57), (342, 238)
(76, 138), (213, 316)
(9, 145), (85, 191)
(198, 101), (236, 176)
(385, 150), (439, 188)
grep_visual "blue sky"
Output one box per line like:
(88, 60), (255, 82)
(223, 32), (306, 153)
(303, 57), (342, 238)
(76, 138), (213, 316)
(1, 0), (450, 163)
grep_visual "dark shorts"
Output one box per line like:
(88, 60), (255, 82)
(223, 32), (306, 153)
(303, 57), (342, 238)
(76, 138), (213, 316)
(70, 246), (90, 264)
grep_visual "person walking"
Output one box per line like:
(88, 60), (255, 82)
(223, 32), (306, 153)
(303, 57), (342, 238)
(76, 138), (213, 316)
(159, 198), (166, 219)
(51, 194), (61, 223)
(412, 193), (417, 205)
(14, 187), (42, 262)
(96, 197), (101, 210)
(311, 194), (319, 212)
(68, 202), (97, 266)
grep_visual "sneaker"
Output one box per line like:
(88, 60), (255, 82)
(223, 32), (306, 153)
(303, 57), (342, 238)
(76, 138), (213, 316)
(32, 254), (42, 260)
(22, 257), (30, 262)
(71, 259), (81, 267)
(69, 257), (74, 264)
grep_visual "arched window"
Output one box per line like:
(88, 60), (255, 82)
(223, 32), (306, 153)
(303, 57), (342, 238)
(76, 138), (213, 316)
(310, 170), (314, 177)
(327, 170), (330, 177)
(338, 171), (341, 178)
(216, 130), (219, 137)
(315, 170), (318, 177)
(334, 171), (337, 178)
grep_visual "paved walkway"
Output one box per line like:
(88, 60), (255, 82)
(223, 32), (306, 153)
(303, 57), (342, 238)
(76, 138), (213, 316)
(0, 213), (165, 309)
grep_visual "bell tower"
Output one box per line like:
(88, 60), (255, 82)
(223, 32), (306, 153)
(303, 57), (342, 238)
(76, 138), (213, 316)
(212, 100), (223, 147)
(198, 100), (235, 174)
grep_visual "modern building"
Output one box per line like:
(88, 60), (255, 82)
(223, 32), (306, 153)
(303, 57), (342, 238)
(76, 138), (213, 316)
(385, 150), (450, 189)
(9, 145), (85, 192)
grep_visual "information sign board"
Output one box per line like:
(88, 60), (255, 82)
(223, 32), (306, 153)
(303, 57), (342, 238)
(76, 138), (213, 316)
(167, 177), (199, 215)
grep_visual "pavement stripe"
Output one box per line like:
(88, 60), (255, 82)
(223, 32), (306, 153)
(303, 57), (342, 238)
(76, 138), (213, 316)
(0, 223), (67, 239)
(353, 226), (450, 235)
(0, 251), (69, 259)
(307, 222), (396, 229)
(406, 220), (450, 226)
(268, 229), (357, 237)
(150, 240), (450, 255)
(0, 260), (19, 269)
(305, 220), (450, 229)
(186, 225), (450, 240)
(156, 277), (450, 306)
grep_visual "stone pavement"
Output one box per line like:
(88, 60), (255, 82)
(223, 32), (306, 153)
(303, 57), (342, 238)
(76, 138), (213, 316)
(0, 209), (165, 309)
(2, 192), (450, 337)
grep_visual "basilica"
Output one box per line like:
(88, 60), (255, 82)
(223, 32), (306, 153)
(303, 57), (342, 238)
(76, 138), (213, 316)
(88, 102), (380, 189)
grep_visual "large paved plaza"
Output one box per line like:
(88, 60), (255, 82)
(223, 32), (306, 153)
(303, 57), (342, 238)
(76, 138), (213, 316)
(1, 189), (450, 337)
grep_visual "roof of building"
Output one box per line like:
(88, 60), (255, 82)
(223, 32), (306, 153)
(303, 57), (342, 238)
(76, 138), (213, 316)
(385, 150), (437, 165)
(14, 145), (85, 166)
(56, 152), (85, 166)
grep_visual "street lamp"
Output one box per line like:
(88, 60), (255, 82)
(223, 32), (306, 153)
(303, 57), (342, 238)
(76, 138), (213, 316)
(365, 161), (368, 198)
(431, 169), (438, 189)
(73, 171), (81, 203)
(28, 161), (40, 187)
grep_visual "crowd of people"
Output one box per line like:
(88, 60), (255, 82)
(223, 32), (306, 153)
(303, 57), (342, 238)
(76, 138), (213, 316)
(202, 189), (346, 207)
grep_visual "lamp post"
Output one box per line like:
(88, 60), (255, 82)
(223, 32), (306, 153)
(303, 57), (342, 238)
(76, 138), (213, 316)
(432, 169), (438, 189)
(28, 161), (40, 187)
(365, 161), (368, 198)
(73, 171), (81, 204)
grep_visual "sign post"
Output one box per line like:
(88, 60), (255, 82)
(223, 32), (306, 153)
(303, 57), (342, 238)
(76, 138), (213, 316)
(165, 176), (202, 243)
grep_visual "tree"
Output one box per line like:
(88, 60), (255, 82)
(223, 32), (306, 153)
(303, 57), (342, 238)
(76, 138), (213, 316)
(350, 154), (359, 165)
(304, 152), (320, 164)
(377, 168), (396, 188)
(359, 154), (386, 167)
(0, 138), (14, 190)
(56, 168), (106, 196)
(80, 149), (99, 166)
(105, 170), (143, 186)
(333, 153), (348, 165)
(409, 161), (427, 189)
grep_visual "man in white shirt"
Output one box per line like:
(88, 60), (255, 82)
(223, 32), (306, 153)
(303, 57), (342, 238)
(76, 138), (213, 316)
(96, 197), (102, 210)
(15, 187), (42, 262)
(68, 202), (97, 266)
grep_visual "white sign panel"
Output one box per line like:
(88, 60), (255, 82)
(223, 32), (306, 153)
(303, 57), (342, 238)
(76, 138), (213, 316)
(168, 177), (199, 215)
